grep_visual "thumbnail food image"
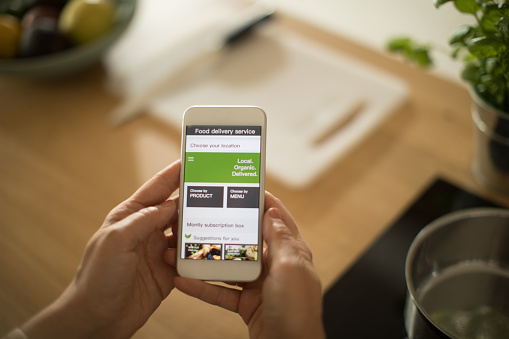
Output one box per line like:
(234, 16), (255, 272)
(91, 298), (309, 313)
(185, 244), (221, 260)
(225, 245), (258, 260)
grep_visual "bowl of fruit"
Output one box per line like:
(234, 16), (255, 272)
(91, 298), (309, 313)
(0, 0), (136, 77)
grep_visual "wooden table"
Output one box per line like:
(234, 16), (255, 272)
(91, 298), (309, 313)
(1, 15), (508, 338)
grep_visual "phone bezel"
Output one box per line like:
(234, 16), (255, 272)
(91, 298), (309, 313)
(176, 105), (266, 282)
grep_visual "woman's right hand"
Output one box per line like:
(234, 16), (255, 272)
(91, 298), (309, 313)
(169, 192), (325, 339)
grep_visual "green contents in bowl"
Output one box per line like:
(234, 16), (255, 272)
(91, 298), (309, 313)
(431, 306), (509, 339)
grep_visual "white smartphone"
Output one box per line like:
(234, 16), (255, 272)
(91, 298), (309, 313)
(177, 106), (266, 281)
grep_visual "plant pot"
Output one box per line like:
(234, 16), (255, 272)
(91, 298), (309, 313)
(471, 89), (509, 194)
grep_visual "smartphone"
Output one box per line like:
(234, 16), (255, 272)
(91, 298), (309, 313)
(177, 106), (266, 281)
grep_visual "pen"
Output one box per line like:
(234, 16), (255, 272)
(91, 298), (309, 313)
(110, 5), (273, 126)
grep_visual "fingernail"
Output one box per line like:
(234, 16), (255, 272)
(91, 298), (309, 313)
(268, 207), (281, 219)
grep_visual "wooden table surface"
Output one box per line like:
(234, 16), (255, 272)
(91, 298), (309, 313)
(1, 15), (508, 338)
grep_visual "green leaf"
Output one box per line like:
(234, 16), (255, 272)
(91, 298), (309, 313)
(480, 3), (502, 32)
(412, 47), (434, 68)
(454, 0), (481, 13)
(461, 63), (482, 83)
(463, 52), (477, 62)
(468, 37), (505, 57)
(386, 37), (433, 68)
(477, 78), (507, 110)
(386, 37), (412, 52)
(449, 25), (475, 45)
(497, 17), (509, 44)
(499, 4), (509, 17)
(434, 0), (453, 8)
(485, 57), (498, 74)
(451, 45), (464, 58)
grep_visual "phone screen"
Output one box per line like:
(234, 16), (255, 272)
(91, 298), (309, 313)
(181, 125), (262, 261)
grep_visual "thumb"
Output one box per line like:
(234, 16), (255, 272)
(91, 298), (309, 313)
(263, 208), (295, 259)
(116, 199), (177, 245)
(263, 207), (313, 265)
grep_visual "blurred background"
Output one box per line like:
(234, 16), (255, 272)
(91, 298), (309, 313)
(279, 0), (472, 83)
(1, 0), (504, 338)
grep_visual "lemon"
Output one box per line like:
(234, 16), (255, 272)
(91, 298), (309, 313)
(59, 0), (116, 45)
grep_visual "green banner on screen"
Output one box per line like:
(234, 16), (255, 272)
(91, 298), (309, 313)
(185, 152), (260, 183)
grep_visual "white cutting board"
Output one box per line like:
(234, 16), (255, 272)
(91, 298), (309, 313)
(150, 24), (407, 189)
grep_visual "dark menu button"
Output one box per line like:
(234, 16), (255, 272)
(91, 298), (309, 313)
(187, 186), (224, 208)
(227, 186), (259, 208)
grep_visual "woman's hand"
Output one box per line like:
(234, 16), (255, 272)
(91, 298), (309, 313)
(21, 160), (182, 339)
(168, 192), (325, 339)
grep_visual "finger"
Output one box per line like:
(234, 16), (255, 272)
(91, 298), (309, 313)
(264, 191), (280, 212)
(167, 211), (179, 238)
(263, 207), (287, 250)
(263, 207), (312, 263)
(164, 249), (247, 287)
(113, 199), (177, 248)
(164, 247), (177, 267)
(129, 159), (181, 206)
(165, 215), (178, 249)
(166, 232), (177, 248)
(162, 196), (179, 230)
(104, 160), (181, 226)
(174, 277), (242, 313)
(264, 191), (299, 236)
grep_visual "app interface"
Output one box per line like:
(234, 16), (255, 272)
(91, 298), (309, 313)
(182, 125), (261, 261)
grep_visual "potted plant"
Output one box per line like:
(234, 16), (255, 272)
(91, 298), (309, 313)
(388, 0), (509, 193)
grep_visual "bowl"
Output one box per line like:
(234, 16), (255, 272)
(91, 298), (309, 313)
(0, 0), (136, 78)
(405, 208), (509, 339)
